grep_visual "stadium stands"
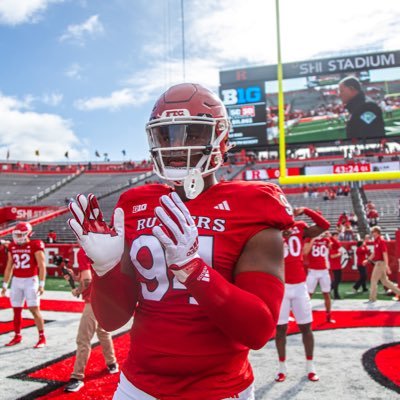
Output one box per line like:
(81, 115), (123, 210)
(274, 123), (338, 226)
(0, 173), (71, 206)
(362, 185), (400, 239)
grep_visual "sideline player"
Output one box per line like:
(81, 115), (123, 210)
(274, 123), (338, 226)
(68, 83), (294, 399)
(1, 222), (47, 348)
(304, 231), (334, 323)
(329, 232), (343, 299)
(275, 207), (330, 383)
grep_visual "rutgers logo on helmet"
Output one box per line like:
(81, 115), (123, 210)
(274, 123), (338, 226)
(12, 222), (33, 245)
(146, 83), (232, 199)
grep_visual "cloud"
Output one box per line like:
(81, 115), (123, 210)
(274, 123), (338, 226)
(41, 92), (63, 106)
(65, 63), (83, 80)
(0, 92), (87, 161)
(0, 0), (62, 25)
(74, 88), (142, 111)
(59, 15), (104, 45)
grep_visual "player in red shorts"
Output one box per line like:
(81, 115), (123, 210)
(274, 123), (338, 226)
(67, 83), (294, 399)
(1, 222), (47, 348)
(304, 231), (334, 322)
(275, 207), (330, 383)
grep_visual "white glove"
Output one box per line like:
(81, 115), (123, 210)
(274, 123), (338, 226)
(152, 192), (200, 282)
(68, 193), (124, 277)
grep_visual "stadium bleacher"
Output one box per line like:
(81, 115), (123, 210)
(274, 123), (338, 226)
(0, 158), (399, 242)
(363, 185), (400, 239)
(0, 173), (71, 206)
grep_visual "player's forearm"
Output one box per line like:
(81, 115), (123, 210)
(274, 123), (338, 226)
(2, 265), (13, 285)
(38, 264), (46, 282)
(304, 208), (330, 229)
(184, 263), (284, 350)
(91, 263), (139, 331)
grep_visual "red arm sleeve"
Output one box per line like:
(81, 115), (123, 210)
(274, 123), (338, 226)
(91, 262), (139, 332)
(184, 261), (284, 350)
(304, 208), (330, 230)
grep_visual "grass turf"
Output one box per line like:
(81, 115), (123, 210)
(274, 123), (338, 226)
(286, 109), (400, 144)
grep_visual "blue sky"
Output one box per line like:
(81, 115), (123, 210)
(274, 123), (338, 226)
(0, 0), (399, 162)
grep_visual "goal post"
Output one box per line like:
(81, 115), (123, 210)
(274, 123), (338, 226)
(274, 0), (400, 186)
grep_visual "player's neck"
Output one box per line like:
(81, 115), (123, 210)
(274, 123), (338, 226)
(174, 174), (218, 201)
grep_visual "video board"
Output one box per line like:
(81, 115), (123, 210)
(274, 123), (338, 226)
(219, 50), (400, 150)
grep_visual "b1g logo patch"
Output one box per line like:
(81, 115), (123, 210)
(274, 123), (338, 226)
(360, 111), (377, 125)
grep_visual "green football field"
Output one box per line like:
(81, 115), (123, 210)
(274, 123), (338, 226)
(286, 108), (400, 144)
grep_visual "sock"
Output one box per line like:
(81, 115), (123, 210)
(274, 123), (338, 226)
(306, 359), (316, 374)
(278, 359), (287, 374)
(13, 307), (22, 335)
(38, 329), (45, 337)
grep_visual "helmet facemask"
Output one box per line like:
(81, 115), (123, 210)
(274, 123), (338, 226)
(147, 115), (230, 199)
(12, 223), (32, 245)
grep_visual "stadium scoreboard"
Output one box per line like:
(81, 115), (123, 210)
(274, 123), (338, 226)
(219, 50), (400, 151)
(219, 82), (267, 148)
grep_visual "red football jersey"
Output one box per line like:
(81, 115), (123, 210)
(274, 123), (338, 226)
(283, 221), (308, 284)
(329, 237), (342, 270)
(307, 237), (330, 270)
(8, 240), (44, 278)
(112, 181), (293, 399)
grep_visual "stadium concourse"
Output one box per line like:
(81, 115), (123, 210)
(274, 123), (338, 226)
(0, 156), (400, 399)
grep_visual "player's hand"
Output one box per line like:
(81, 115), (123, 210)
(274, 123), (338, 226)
(362, 259), (368, 266)
(293, 207), (305, 216)
(71, 288), (80, 298)
(1, 288), (7, 297)
(37, 287), (44, 296)
(153, 192), (200, 282)
(68, 194), (125, 277)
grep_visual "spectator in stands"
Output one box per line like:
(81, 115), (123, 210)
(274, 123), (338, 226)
(366, 226), (400, 303)
(353, 238), (371, 293)
(366, 200), (376, 211)
(323, 189), (329, 201)
(367, 208), (379, 227)
(343, 185), (350, 196)
(338, 76), (385, 139)
(343, 221), (354, 241)
(63, 247), (119, 392)
(46, 230), (57, 244)
(349, 212), (358, 227)
(337, 225), (345, 242)
(337, 212), (349, 228)
(328, 187), (336, 200)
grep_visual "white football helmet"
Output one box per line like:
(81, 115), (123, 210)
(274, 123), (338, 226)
(146, 83), (231, 199)
(12, 222), (33, 245)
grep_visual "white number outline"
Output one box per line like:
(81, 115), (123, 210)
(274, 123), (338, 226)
(130, 235), (214, 302)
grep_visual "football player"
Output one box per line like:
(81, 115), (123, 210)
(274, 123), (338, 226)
(1, 222), (47, 348)
(304, 230), (334, 323)
(275, 207), (330, 383)
(68, 83), (294, 399)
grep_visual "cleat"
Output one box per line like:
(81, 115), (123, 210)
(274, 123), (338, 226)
(64, 378), (84, 392)
(34, 336), (46, 349)
(326, 313), (336, 323)
(308, 372), (319, 381)
(5, 335), (22, 347)
(275, 372), (286, 382)
(107, 363), (119, 374)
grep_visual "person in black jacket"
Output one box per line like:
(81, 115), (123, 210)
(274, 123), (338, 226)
(338, 76), (385, 139)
